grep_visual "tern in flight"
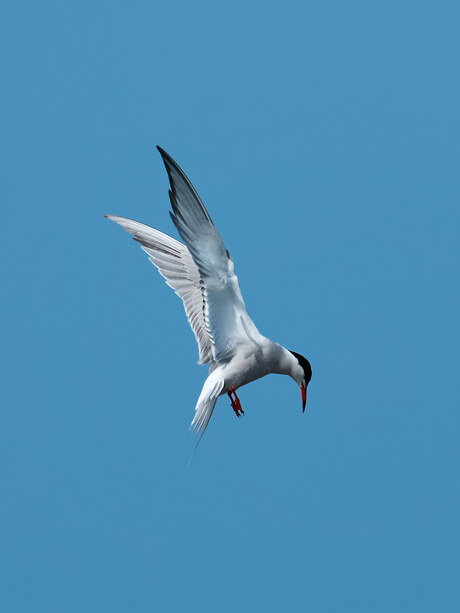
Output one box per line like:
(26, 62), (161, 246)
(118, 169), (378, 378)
(105, 147), (312, 441)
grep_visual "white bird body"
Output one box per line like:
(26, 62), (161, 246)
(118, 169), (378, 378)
(105, 147), (312, 441)
(211, 342), (302, 391)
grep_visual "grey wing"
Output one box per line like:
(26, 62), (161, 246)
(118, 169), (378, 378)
(157, 147), (262, 361)
(105, 215), (214, 365)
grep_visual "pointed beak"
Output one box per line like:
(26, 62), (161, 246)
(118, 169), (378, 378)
(301, 384), (307, 412)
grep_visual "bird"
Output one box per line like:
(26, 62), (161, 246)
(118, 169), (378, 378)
(105, 147), (312, 441)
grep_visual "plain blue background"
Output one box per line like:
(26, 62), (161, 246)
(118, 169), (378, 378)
(1, 1), (459, 611)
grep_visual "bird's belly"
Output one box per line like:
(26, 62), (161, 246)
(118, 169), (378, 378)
(220, 354), (271, 393)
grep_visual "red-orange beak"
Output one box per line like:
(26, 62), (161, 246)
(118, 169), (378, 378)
(301, 384), (307, 412)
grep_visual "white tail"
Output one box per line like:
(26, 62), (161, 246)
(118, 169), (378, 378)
(191, 374), (225, 441)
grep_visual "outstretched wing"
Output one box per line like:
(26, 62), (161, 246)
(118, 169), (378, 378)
(157, 147), (262, 361)
(104, 215), (214, 365)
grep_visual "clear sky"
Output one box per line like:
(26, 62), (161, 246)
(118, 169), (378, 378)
(1, 1), (459, 611)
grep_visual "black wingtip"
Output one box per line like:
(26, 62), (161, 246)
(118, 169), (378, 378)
(156, 146), (214, 225)
(156, 146), (176, 177)
(156, 145), (169, 160)
(156, 146), (182, 175)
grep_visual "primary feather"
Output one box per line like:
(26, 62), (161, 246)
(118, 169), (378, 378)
(104, 215), (214, 365)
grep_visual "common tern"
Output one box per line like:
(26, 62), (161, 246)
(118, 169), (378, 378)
(105, 147), (312, 440)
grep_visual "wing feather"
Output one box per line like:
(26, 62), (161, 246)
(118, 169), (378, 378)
(105, 147), (263, 367)
(157, 147), (263, 361)
(104, 215), (214, 365)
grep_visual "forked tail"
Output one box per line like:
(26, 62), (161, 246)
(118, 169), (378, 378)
(191, 375), (224, 445)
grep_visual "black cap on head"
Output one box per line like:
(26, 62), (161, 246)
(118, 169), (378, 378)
(289, 351), (312, 384)
(289, 351), (311, 412)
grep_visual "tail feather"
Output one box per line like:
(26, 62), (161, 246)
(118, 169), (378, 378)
(191, 375), (224, 442)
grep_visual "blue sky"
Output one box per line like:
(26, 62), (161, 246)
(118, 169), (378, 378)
(1, 1), (459, 611)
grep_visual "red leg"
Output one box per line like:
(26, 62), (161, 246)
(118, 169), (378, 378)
(228, 387), (244, 417)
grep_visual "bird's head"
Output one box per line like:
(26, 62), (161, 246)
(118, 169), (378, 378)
(288, 351), (312, 412)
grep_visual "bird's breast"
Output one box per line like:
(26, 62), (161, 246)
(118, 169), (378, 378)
(218, 342), (284, 393)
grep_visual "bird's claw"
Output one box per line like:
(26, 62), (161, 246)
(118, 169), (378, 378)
(228, 388), (244, 418)
(231, 400), (244, 417)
